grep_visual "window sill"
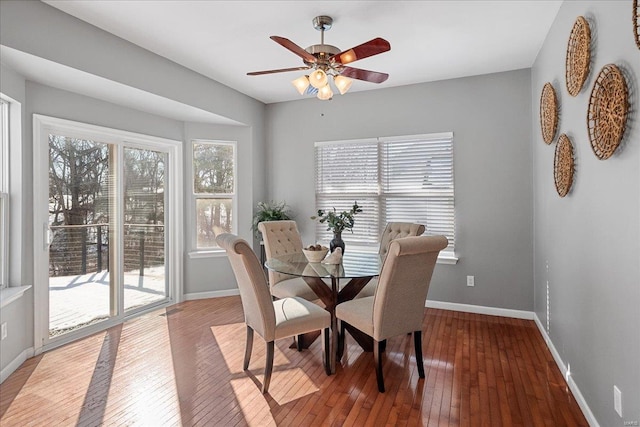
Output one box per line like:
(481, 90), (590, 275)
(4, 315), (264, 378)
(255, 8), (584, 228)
(0, 285), (32, 309)
(188, 250), (226, 259)
(437, 253), (458, 265)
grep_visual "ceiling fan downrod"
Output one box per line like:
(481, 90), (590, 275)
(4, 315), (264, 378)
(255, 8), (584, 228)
(306, 16), (340, 71)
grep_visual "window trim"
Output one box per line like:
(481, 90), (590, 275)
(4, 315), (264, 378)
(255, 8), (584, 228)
(314, 132), (458, 264)
(190, 139), (238, 254)
(0, 98), (10, 288)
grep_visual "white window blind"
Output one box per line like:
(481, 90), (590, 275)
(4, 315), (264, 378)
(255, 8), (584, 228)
(315, 133), (455, 257)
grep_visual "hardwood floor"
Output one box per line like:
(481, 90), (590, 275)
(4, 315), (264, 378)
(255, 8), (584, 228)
(0, 297), (588, 426)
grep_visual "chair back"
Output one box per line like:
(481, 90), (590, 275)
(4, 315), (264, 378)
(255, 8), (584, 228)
(379, 222), (426, 260)
(258, 220), (304, 287)
(216, 234), (276, 341)
(373, 235), (447, 341)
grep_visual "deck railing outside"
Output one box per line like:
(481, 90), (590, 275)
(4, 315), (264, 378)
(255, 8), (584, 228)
(49, 223), (164, 276)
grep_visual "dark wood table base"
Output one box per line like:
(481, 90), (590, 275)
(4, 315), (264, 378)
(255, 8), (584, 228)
(291, 275), (376, 372)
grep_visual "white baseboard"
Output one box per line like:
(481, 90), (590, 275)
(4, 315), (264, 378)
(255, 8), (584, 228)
(533, 314), (600, 427)
(1, 347), (34, 384)
(183, 288), (240, 301)
(425, 299), (534, 320)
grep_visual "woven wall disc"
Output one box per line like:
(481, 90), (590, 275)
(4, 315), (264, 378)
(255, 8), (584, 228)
(587, 64), (629, 160)
(565, 16), (591, 96)
(554, 134), (574, 197)
(634, 0), (640, 50)
(540, 83), (559, 144)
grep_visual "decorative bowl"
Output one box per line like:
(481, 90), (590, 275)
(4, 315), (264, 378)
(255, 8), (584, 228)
(302, 246), (329, 263)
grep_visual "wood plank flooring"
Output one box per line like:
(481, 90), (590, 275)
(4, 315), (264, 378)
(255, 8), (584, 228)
(0, 297), (588, 426)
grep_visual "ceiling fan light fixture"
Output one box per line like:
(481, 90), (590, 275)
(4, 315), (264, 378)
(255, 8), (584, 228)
(334, 75), (353, 95)
(309, 69), (328, 89)
(292, 75), (310, 95)
(317, 84), (333, 100)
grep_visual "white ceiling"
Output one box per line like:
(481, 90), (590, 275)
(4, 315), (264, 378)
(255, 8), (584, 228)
(44, 0), (562, 105)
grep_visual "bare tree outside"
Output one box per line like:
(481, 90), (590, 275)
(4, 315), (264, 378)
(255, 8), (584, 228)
(49, 135), (109, 276)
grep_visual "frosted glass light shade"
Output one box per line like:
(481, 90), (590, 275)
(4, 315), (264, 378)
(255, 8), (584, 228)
(317, 84), (333, 100)
(334, 75), (353, 95)
(309, 69), (328, 89)
(292, 75), (310, 95)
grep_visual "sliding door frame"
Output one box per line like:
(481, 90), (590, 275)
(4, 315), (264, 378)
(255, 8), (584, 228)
(32, 114), (183, 354)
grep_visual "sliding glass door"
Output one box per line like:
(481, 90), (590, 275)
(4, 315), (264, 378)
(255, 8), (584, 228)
(123, 147), (168, 312)
(48, 135), (114, 337)
(34, 116), (182, 351)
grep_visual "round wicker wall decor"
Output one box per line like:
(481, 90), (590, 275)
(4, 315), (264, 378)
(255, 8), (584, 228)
(554, 134), (574, 198)
(540, 83), (559, 144)
(587, 64), (629, 160)
(565, 16), (591, 97)
(634, 0), (640, 49)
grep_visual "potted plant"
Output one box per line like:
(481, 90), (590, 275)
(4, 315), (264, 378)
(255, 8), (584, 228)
(251, 200), (293, 240)
(311, 202), (362, 253)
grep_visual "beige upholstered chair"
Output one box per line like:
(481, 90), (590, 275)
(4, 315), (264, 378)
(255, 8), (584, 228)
(216, 233), (331, 394)
(258, 220), (317, 301)
(335, 235), (447, 392)
(356, 222), (426, 298)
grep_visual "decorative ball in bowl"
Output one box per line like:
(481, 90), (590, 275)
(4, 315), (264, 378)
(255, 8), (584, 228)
(303, 244), (329, 263)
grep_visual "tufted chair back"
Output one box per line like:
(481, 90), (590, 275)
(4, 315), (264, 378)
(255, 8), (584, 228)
(216, 233), (276, 340)
(373, 235), (448, 341)
(258, 220), (304, 287)
(379, 222), (426, 260)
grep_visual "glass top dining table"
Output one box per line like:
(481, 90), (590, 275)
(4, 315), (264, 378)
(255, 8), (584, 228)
(263, 251), (381, 280)
(264, 250), (382, 373)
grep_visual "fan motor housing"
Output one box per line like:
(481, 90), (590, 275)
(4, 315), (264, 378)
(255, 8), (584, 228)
(304, 44), (341, 66)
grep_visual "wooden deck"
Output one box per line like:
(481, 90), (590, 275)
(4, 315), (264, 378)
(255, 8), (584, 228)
(0, 297), (588, 426)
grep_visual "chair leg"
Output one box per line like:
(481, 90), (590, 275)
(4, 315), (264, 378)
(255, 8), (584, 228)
(262, 341), (275, 394)
(414, 330), (425, 378)
(243, 326), (254, 370)
(374, 339), (385, 392)
(322, 328), (331, 375)
(296, 334), (303, 351)
(337, 320), (345, 359)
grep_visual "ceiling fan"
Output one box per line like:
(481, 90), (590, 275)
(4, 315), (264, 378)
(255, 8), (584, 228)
(247, 15), (391, 100)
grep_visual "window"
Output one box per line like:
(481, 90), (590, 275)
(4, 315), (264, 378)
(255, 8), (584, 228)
(192, 140), (236, 250)
(0, 98), (8, 288)
(314, 132), (456, 260)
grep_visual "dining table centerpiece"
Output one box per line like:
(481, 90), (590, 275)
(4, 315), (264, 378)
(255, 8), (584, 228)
(311, 202), (362, 254)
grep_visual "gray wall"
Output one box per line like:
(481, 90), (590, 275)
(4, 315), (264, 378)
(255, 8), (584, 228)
(531, 1), (639, 426)
(265, 69), (534, 311)
(0, 0), (265, 374)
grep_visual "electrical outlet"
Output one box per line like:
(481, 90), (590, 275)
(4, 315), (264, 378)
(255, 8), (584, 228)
(1, 322), (7, 340)
(614, 385), (622, 417)
(466, 275), (474, 287)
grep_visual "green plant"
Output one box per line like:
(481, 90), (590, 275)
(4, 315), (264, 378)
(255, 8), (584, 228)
(251, 200), (293, 239)
(311, 202), (362, 234)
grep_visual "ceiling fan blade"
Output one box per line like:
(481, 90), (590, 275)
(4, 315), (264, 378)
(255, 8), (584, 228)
(247, 66), (311, 76)
(270, 36), (317, 63)
(340, 66), (389, 84)
(330, 38), (391, 65)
